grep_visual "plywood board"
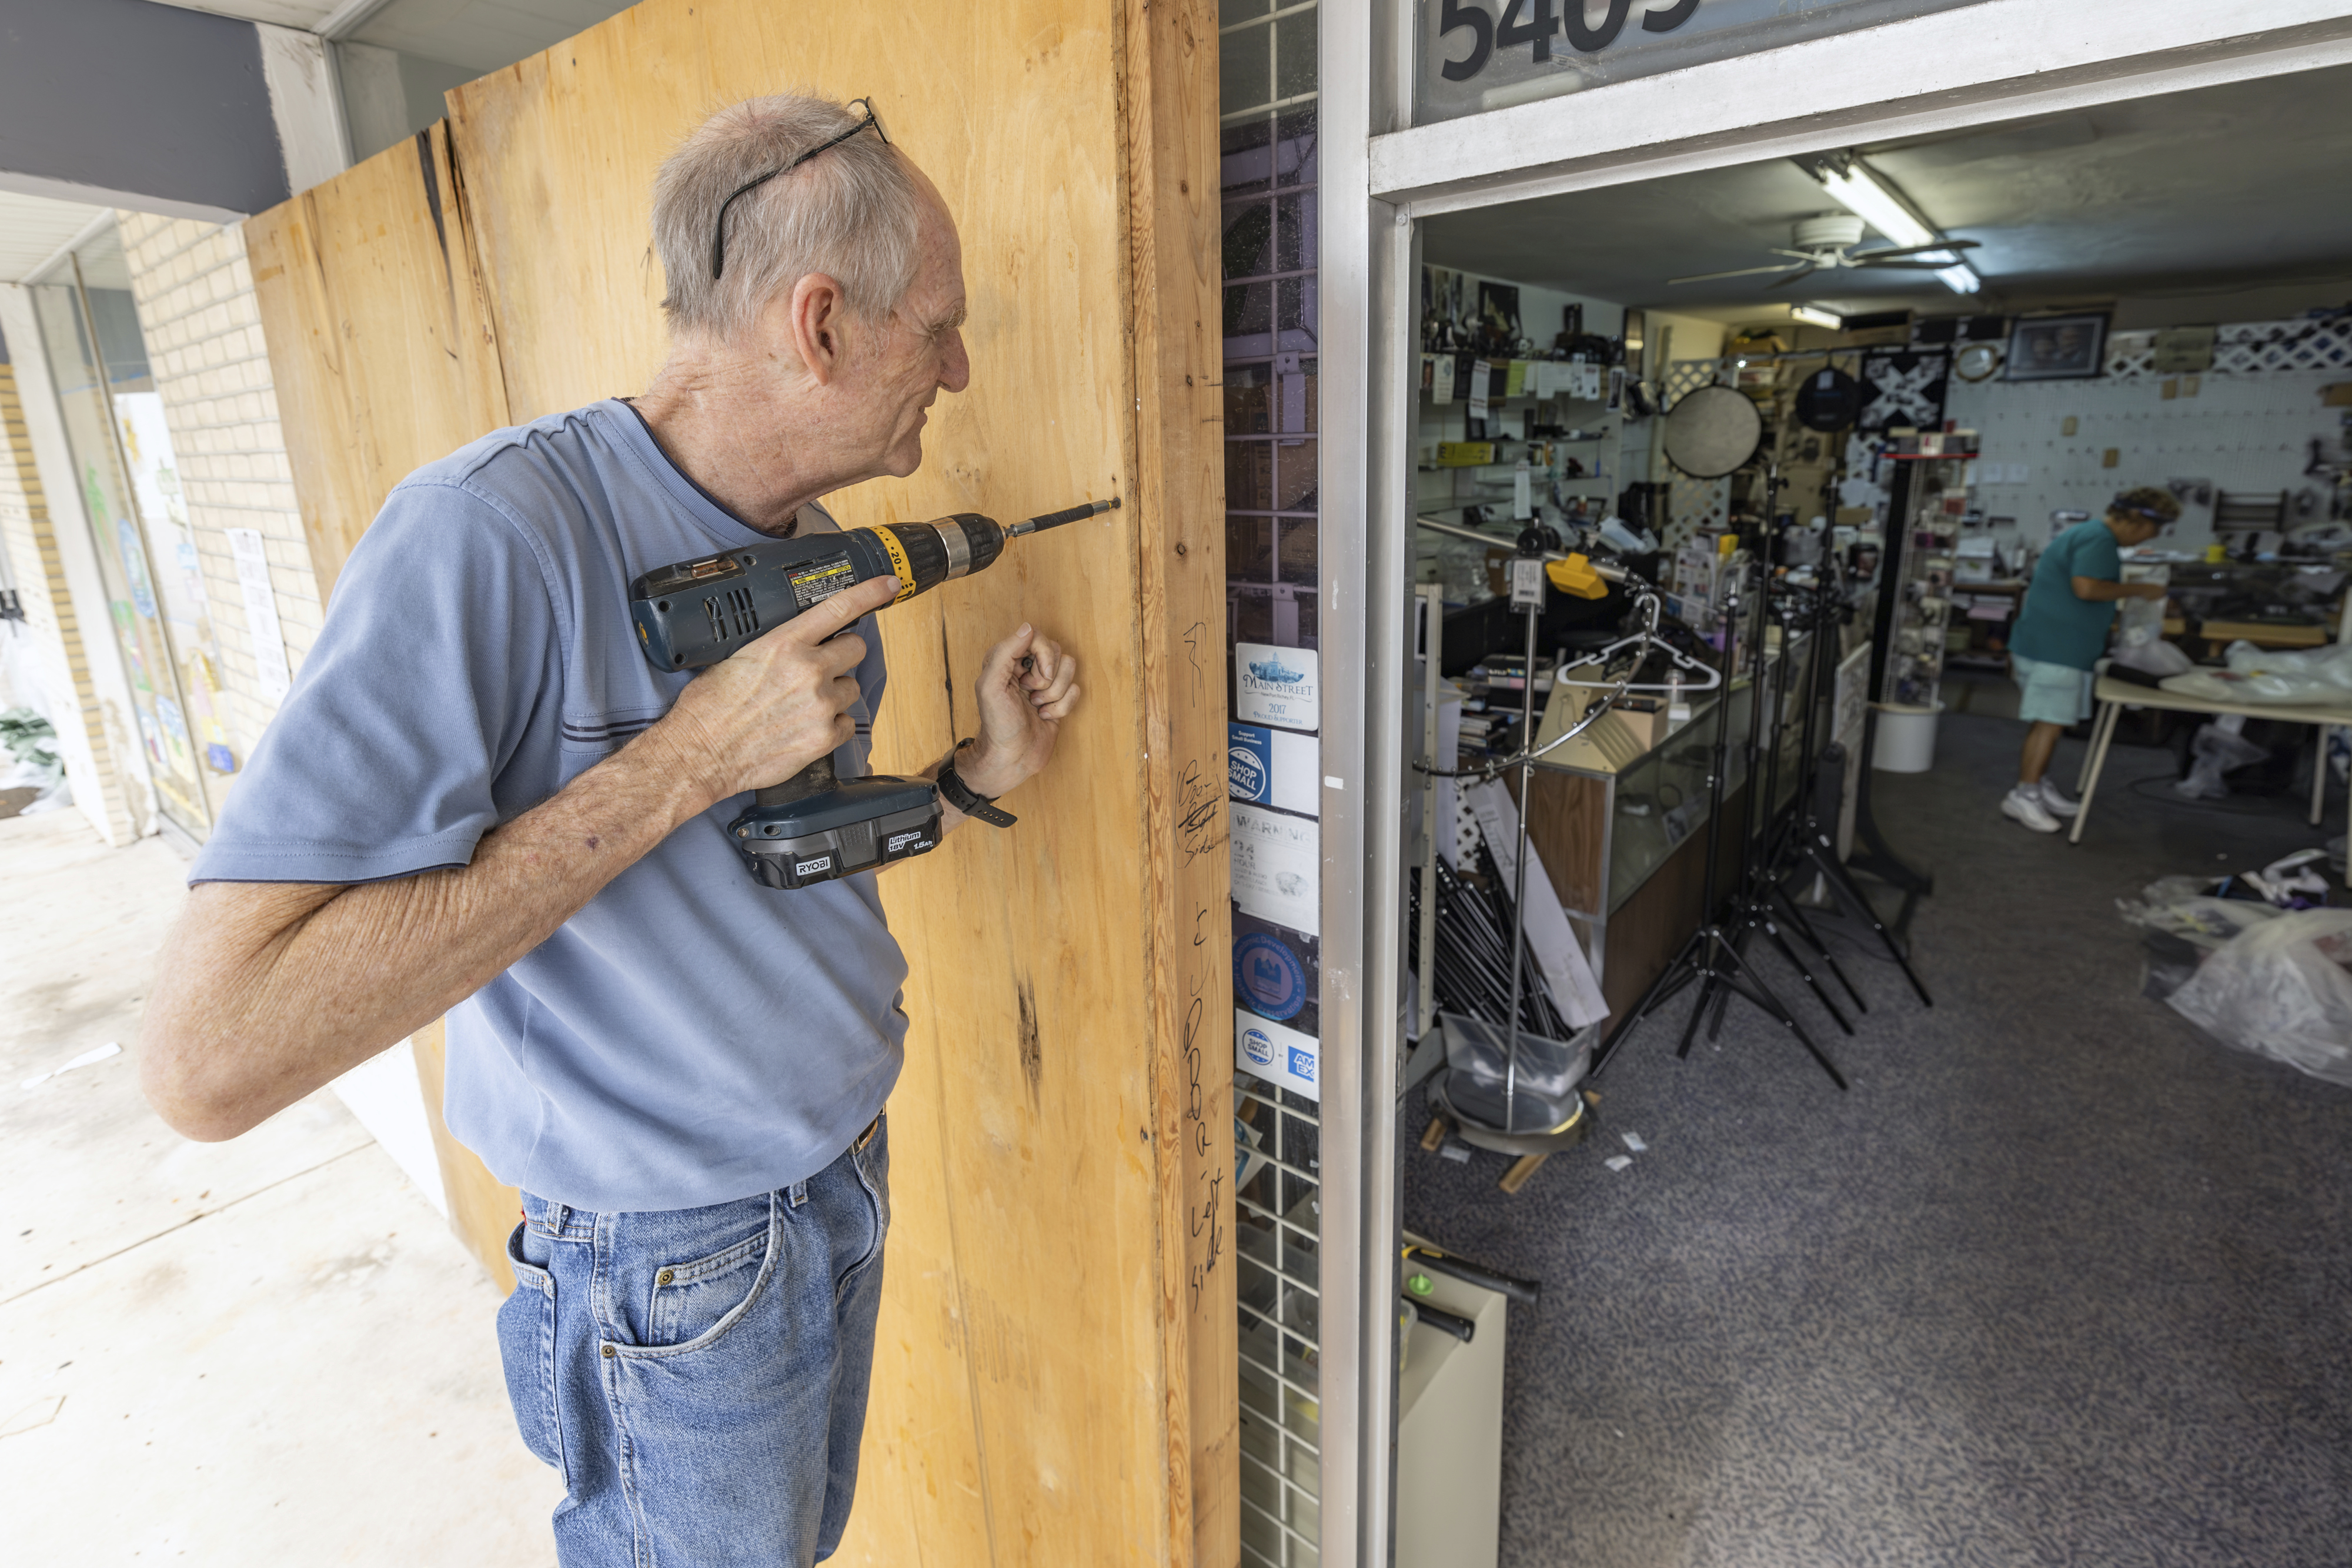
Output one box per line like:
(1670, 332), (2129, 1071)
(245, 122), (509, 601)
(243, 125), (522, 1290)
(407, 1018), (520, 1295)
(443, 2), (1232, 1563)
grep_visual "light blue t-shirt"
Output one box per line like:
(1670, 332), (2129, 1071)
(191, 399), (908, 1213)
(2011, 519), (2124, 671)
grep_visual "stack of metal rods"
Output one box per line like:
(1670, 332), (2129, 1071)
(1408, 854), (1571, 1041)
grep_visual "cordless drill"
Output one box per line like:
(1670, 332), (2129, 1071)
(630, 499), (1113, 890)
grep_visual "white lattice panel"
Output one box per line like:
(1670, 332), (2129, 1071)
(2103, 315), (2352, 380)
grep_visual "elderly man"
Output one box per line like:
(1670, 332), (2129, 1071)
(139, 96), (1076, 1564)
(2002, 486), (2177, 832)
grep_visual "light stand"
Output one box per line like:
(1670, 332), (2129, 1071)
(1496, 542), (1546, 1132)
(1759, 561), (1935, 1008)
(1593, 554), (1850, 1089)
(1849, 454), (1935, 902)
(1706, 476), (1859, 1045)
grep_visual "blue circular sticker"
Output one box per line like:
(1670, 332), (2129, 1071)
(1235, 932), (1309, 1022)
(1228, 746), (1267, 800)
(1241, 1026), (1276, 1068)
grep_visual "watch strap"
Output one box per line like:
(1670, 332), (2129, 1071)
(938, 755), (1017, 827)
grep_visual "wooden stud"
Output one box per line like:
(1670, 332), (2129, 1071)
(1499, 1152), (1550, 1195)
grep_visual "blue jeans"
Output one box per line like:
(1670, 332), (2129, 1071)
(497, 1118), (889, 1567)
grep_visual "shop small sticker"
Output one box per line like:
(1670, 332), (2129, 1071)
(1241, 1027), (1275, 1067)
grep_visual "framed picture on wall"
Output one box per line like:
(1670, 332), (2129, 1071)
(2005, 314), (2109, 381)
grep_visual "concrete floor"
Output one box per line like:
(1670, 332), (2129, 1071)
(0, 810), (564, 1562)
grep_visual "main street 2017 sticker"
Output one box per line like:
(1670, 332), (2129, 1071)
(1235, 642), (1319, 731)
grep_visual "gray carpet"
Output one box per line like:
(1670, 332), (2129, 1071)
(1402, 704), (2352, 1567)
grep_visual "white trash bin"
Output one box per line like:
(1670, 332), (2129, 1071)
(1872, 702), (1942, 773)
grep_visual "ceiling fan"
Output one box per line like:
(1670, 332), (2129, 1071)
(1669, 215), (1980, 290)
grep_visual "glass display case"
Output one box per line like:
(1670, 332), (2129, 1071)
(1504, 630), (1816, 989)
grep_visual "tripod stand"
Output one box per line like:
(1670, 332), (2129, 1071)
(1594, 554), (1849, 1088)
(1755, 569), (1935, 1009)
(1704, 575), (1860, 1042)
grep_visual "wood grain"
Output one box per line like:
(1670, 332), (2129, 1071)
(1507, 767), (1609, 916)
(1121, 0), (1238, 1560)
(244, 126), (520, 1289)
(244, 123), (509, 601)
(407, 1019), (520, 1295)
(436, 2), (1234, 1562)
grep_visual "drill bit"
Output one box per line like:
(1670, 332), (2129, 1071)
(1008, 497), (1120, 537)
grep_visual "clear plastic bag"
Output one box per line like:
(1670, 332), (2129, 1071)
(2174, 719), (2269, 798)
(2116, 887), (2280, 947)
(2111, 636), (2193, 678)
(1435, 1011), (1593, 1133)
(2166, 910), (2352, 1086)
(2116, 593), (2166, 650)
(2162, 639), (2352, 706)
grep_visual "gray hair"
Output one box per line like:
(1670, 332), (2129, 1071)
(652, 94), (924, 341)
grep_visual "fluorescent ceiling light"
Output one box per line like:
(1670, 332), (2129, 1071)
(1789, 305), (1842, 329)
(1813, 158), (1981, 295)
(1814, 162), (1933, 249)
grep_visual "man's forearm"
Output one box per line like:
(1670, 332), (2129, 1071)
(142, 728), (720, 1139)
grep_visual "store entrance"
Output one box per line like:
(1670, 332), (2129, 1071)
(1379, 61), (2352, 1567)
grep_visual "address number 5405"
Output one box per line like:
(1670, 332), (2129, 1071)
(1437, 0), (1700, 82)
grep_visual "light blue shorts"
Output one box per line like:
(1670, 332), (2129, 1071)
(2013, 653), (2094, 726)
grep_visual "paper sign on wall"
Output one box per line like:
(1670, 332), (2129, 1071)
(226, 528), (292, 706)
(1235, 642), (1319, 731)
(1228, 721), (1319, 817)
(1235, 1008), (1319, 1103)
(1231, 803), (1319, 937)
(1432, 355), (1456, 404)
(1468, 358), (1490, 422)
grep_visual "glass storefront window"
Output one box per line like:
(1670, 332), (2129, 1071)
(31, 224), (225, 836)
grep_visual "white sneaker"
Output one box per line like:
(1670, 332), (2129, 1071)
(2035, 779), (2082, 818)
(2002, 786), (2062, 834)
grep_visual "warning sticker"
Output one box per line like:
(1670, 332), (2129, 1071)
(787, 553), (857, 610)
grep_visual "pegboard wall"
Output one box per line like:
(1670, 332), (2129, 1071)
(1946, 360), (2347, 552)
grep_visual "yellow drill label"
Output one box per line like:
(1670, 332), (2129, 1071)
(876, 527), (918, 603)
(786, 553), (858, 610)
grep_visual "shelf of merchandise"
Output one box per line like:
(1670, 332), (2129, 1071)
(1877, 455), (1974, 713)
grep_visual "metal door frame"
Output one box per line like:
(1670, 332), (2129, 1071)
(1314, 3), (2352, 1563)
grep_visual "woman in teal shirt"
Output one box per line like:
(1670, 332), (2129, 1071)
(2003, 487), (2180, 832)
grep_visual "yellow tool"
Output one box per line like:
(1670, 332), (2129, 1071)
(1544, 553), (1611, 600)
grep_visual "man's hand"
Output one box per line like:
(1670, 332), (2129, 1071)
(956, 623), (1082, 800)
(650, 574), (900, 805)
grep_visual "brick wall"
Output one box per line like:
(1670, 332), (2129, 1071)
(0, 360), (138, 840)
(117, 213), (324, 771)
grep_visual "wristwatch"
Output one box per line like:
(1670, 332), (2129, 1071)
(937, 741), (1017, 827)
